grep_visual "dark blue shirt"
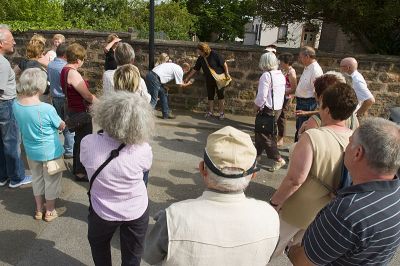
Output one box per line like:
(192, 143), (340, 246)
(303, 177), (400, 265)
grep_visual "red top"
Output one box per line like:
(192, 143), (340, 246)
(60, 67), (89, 112)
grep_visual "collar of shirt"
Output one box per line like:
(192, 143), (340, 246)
(338, 176), (400, 196)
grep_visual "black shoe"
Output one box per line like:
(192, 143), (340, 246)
(64, 154), (73, 159)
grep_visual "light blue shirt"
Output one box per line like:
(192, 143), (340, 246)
(47, 57), (67, 98)
(13, 101), (63, 161)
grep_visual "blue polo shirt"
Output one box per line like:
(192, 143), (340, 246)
(47, 57), (67, 98)
(302, 177), (400, 265)
(13, 101), (63, 161)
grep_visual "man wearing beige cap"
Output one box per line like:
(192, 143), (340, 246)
(143, 126), (280, 266)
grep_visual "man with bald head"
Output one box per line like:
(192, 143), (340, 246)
(340, 57), (375, 117)
(0, 24), (32, 188)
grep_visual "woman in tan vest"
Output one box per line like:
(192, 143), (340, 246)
(269, 82), (358, 257)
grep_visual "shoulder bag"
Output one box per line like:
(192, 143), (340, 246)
(204, 56), (232, 90)
(62, 67), (92, 131)
(254, 71), (277, 135)
(87, 131), (126, 211)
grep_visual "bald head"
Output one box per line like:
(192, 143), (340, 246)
(340, 57), (358, 74)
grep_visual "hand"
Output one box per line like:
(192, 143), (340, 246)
(113, 37), (122, 43)
(295, 110), (309, 117)
(225, 73), (231, 80)
(58, 121), (66, 131)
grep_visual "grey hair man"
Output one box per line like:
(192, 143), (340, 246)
(102, 42), (149, 98)
(288, 117), (400, 265)
(144, 126), (280, 266)
(0, 24), (32, 188)
(340, 57), (375, 117)
(294, 46), (324, 141)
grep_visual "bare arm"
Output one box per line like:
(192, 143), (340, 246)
(184, 69), (197, 83)
(104, 38), (121, 53)
(298, 117), (319, 136)
(223, 62), (230, 78)
(295, 109), (319, 117)
(68, 70), (95, 103)
(357, 97), (375, 117)
(13, 65), (22, 76)
(288, 245), (315, 266)
(270, 133), (314, 208)
(287, 69), (298, 95)
(58, 120), (66, 131)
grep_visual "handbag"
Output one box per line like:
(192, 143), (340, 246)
(62, 67), (92, 131)
(204, 57), (232, 90)
(254, 71), (277, 135)
(46, 157), (67, 175)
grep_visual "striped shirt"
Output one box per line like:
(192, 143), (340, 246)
(303, 177), (400, 265)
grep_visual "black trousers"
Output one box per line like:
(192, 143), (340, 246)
(88, 208), (149, 266)
(255, 109), (282, 161)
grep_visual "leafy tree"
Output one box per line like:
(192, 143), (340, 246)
(185, 0), (257, 42)
(130, 0), (197, 40)
(256, 0), (400, 54)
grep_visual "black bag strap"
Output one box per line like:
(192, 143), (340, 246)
(87, 131), (126, 209)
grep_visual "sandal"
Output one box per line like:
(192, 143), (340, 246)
(44, 210), (58, 222)
(34, 211), (43, 220)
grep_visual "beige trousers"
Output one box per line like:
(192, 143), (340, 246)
(28, 159), (63, 200)
(272, 219), (305, 258)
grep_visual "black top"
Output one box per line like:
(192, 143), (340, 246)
(193, 50), (225, 81)
(104, 49), (117, 71)
(18, 59), (44, 72)
(302, 177), (400, 265)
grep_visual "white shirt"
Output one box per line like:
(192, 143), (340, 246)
(254, 70), (286, 110)
(295, 61), (323, 98)
(46, 50), (57, 62)
(152, 62), (184, 84)
(351, 70), (374, 111)
(102, 69), (151, 103)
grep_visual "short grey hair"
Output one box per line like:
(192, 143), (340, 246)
(114, 42), (135, 66)
(17, 68), (47, 96)
(92, 91), (155, 144)
(299, 46), (317, 59)
(205, 166), (252, 192)
(353, 117), (400, 174)
(324, 71), (346, 83)
(0, 24), (10, 41)
(259, 52), (279, 71)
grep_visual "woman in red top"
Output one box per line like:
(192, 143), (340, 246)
(60, 43), (96, 181)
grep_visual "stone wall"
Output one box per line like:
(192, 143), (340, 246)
(10, 30), (400, 118)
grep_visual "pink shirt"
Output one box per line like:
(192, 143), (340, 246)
(80, 132), (152, 221)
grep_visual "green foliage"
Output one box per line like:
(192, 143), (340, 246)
(1, 0), (197, 41)
(185, 0), (257, 42)
(131, 0), (197, 40)
(256, 0), (400, 55)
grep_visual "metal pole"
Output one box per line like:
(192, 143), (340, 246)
(149, 0), (155, 70)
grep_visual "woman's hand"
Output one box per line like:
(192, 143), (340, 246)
(58, 121), (66, 131)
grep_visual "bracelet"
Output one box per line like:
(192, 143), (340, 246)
(269, 199), (279, 207)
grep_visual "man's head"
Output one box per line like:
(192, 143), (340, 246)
(298, 46), (317, 66)
(181, 62), (191, 74)
(345, 118), (400, 178)
(340, 57), (358, 75)
(199, 126), (259, 193)
(56, 43), (67, 59)
(0, 24), (15, 55)
(114, 42), (135, 66)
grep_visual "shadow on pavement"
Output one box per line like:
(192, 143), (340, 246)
(0, 229), (85, 266)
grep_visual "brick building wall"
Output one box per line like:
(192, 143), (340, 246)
(10, 30), (400, 118)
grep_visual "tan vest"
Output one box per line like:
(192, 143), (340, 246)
(164, 191), (280, 266)
(280, 127), (352, 229)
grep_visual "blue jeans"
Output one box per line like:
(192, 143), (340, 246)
(52, 97), (75, 155)
(295, 97), (317, 141)
(145, 71), (169, 117)
(0, 99), (25, 183)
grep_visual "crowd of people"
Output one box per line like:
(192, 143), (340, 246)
(0, 23), (399, 266)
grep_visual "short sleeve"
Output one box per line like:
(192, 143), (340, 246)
(302, 205), (358, 265)
(47, 105), (62, 129)
(193, 56), (203, 71)
(173, 66), (184, 85)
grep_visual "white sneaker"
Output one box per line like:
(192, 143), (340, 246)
(9, 175), (32, 188)
(268, 159), (286, 172)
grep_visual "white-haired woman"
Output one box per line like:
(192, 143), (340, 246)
(12, 68), (65, 222)
(81, 91), (154, 266)
(253, 52), (286, 172)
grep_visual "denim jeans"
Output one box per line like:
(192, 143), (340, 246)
(52, 97), (75, 155)
(145, 71), (169, 117)
(0, 99), (25, 183)
(295, 97), (317, 141)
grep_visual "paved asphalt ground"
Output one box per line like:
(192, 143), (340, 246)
(0, 110), (399, 266)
